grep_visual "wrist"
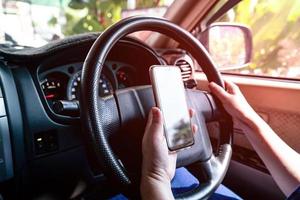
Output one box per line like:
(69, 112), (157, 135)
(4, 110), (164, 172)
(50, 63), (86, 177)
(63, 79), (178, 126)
(141, 173), (171, 188)
(239, 107), (261, 126)
(141, 168), (172, 187)
(141, 171), (173, 200)
(141, 176), (173, 200)
(240, 109), (267, 133)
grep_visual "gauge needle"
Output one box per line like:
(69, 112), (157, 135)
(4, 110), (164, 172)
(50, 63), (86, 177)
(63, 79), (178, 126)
(45, 94), (55, 99)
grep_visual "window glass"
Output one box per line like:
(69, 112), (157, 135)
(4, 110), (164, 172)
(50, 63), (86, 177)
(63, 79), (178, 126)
(214, 0), (300, 79)
(0, 0), (174, 48)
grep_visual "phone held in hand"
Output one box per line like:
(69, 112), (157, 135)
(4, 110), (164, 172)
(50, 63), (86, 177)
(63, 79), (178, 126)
(149, 65), (194, 152)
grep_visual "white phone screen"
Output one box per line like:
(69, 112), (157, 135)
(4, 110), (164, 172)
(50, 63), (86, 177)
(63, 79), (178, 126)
(150, 66), (194, 151)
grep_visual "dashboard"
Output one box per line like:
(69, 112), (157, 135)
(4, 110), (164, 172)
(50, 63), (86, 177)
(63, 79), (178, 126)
(35, 40), (195, 119)
(32, 36), (167, 121)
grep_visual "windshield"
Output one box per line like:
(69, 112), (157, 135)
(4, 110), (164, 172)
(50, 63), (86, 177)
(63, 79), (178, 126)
(0, 0), (174, 48)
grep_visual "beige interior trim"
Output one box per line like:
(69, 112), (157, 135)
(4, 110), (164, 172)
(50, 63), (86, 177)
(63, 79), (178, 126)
(195, 72), (300, 114)
(146, 0), (218, 48)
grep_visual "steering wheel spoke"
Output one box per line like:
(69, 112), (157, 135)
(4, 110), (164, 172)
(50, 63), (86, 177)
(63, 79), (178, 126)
(177, 144), (232, 199)
(177, 89), (214, 167)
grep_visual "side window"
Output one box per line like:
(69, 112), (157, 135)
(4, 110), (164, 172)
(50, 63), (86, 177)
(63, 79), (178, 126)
(199, 0), (300, 79)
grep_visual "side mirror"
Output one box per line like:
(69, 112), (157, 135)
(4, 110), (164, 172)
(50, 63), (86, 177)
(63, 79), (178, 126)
(199, 23), (253, 70)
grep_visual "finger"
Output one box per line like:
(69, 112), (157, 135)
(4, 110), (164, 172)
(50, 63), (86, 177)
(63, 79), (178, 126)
(189, 108), (195, 118)
(208, 82), (229, 100)
(192, 124), (198, 134)
(224, 80), (239, 94)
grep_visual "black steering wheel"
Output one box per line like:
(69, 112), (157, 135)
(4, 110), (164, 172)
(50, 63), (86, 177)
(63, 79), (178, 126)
(80, 16), (233, 199)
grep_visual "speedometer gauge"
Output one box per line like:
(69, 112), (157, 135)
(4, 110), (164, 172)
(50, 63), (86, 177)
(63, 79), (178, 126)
(67, 71), (113, 100)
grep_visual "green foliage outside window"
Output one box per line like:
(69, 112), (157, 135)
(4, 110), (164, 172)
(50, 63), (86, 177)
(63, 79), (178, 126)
(220, 0), (300, 78)
(62, 0), (164, 35)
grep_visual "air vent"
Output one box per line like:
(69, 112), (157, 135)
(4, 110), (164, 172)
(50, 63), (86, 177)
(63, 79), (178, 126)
(174, 56), (193, 82)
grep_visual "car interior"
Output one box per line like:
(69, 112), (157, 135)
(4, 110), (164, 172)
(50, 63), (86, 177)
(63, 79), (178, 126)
(0, 0), (299, 199)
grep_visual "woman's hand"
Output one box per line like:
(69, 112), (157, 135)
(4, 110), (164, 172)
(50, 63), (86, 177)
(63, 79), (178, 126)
(141, 107), (196, 199)
(141, 107), (175, 200)
(142, 107), (176, 183)
(208, 80), (260, 128)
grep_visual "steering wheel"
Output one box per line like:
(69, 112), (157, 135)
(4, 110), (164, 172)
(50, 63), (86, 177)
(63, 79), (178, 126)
(80, 16), (233, 199)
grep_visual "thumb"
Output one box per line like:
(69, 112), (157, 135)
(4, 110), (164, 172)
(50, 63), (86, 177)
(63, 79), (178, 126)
(145, 107), (164, 140)
(151, 107), (163, 125)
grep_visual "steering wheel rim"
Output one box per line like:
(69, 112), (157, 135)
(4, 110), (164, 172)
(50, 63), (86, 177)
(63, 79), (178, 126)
(80, 16), (233, 199)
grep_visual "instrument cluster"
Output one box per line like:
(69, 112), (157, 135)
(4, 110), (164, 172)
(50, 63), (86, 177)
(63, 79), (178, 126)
(39, 61), (136, 116)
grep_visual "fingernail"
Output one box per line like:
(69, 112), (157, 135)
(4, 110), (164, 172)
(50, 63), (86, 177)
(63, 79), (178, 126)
(152, 107), (159, 117)
(151, 107), (161, 123)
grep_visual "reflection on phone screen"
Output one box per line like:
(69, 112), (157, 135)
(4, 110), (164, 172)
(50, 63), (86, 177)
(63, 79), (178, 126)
(152, 66), (194, 151)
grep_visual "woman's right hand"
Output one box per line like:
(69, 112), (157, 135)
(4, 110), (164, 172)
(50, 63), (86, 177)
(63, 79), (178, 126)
(208, 80), (260, 128)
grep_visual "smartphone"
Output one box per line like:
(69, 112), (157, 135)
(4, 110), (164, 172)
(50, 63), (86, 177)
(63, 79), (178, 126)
(149, 65), (194, 151)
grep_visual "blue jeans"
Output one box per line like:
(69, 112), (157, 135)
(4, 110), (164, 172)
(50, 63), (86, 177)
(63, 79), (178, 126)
(111, 167), (242, 200)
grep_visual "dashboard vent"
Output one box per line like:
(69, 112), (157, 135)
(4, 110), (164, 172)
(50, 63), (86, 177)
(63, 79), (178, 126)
(174, 56), (193, 82)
